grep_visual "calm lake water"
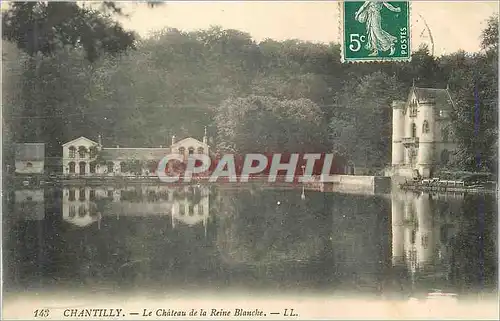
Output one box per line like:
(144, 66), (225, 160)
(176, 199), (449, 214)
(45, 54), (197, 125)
(3, 184), (498, 300)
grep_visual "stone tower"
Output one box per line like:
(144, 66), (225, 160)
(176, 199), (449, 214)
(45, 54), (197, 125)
(391, 101), (406, 169)
(390, 86), (456, 178)
(416, 97), (436, 178)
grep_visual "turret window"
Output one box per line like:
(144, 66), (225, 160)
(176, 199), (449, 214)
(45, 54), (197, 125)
(411, 123), (417, 138)
(422, 120), (430, 134)
(410, 230), (416, 244)
(422, 235), (429, 249)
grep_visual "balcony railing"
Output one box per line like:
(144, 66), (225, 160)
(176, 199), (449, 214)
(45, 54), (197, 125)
(402, 137), (419, 146)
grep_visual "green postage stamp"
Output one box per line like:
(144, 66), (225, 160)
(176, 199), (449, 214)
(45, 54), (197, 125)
(341, 1), (411, 62)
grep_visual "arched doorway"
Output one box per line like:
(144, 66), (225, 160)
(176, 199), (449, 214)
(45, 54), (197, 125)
(79, 161), (86, 175)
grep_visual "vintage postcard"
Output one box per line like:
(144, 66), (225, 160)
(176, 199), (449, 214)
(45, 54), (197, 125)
(1, 1), (498, 320)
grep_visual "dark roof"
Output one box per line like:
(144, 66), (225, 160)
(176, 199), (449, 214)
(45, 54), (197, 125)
(413, 87), (455, 110)
(15, 143), (45, 161)
(99, 148), (171, 162)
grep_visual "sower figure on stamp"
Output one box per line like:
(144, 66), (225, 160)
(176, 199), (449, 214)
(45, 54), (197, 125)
(355, 1), (401, 56)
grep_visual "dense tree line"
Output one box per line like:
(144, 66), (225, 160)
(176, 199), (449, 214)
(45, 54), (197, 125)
(2, 3), (498, 173)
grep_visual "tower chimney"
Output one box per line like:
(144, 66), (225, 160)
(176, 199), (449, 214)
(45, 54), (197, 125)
(98, 134), (102, 147)
(203, 126), (207, 144)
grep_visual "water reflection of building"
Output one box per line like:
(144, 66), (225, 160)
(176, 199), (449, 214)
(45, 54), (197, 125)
(62, 187), (100, 228)
(391, 192), (462, 280)
(61, 185), (211, 232)
(14, 189), (45, 221)
(171, 186), (210, 232)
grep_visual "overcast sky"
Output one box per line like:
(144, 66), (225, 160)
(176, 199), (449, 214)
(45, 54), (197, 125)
(115, 1), (498, 56)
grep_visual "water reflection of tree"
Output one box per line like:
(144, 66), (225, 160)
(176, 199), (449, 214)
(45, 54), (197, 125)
(448, 194), (497, 293)
(215, 187), (330, 268)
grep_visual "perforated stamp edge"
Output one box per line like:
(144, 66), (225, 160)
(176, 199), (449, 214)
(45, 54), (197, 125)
(339, 0), (413, 64)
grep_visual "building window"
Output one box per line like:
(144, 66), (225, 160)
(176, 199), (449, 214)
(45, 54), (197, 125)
(69, 205), (76, 218)
(180, 204), (185, 216)
(79, 188), (86, 201)
(422, 120), (430, 134)
(120, 162), (126, 173)
(441, 149), (450, 165)
(78, 146), (87, 158)
(89, 190), (96, 201)
(197, 147), (204, 154)
(178, 147), (185, 155)
(411, 230), (416, 244)
(26, 162), (33, 168)
(90, 162), (97, 174)
(89, 146), (97, 158)
(107, 162), (114, 173)
(189, 204), (194, 216)
(411, 123), (417, 138)
(188, 147), (194, 155)
(69, 189), (76, 201)
(422, 235), (429, 249)
(69, 146), (76, 158)
(68, 162), (76, 174)
(79, 161), (86, 175)
(409, 100), (418, 117)
(78, 205), (86, 217)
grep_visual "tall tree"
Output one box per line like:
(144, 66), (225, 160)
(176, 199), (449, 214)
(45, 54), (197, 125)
(330, 71), (405, 169)
(2, 1), (145, 161)
(215, 95), (329, 154)
(445, 14), (498, 172)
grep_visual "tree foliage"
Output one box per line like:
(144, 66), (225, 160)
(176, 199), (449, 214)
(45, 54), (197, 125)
(215, 95), (329, 154)
(2, 2), (136, 61)
(2, 8), (498, 174)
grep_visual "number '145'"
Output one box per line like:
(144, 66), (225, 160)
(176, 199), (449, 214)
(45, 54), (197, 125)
(349, 34), (366, 52)
(34, 309), (50, 317)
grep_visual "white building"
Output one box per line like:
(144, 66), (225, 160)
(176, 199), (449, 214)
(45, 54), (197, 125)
(62, 186), (101, 228)
(61, 128), (210, 177)
(391, 86), (458, 178)
(15, 143), (45, 175)
(62, 185), (211, 232)
(62, 136), (100, 176)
